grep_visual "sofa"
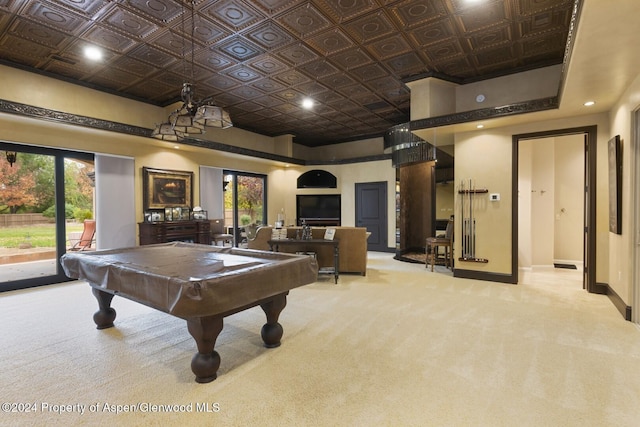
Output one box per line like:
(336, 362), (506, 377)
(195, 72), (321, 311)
(247, 226), (369, 275)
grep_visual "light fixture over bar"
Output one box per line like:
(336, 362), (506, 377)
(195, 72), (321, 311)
(151, 123), (180, 141)
(151, 1), (231, 141)
(194, 105), (233, 129)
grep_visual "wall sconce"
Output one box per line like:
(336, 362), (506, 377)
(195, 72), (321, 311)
(5, 151), (17, 167)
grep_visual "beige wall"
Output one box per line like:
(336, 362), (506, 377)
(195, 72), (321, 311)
(407, 65), (562, 121)
(607, 72), (640, 306)
(197, 126), (280, 154)
(435, 182), (455, 220)
(0, 65), (165, 128)
(455, 65), (562, 112)
(454, 112), (610, 280)
(407, 78), (457, 120)
(518, 142), (533, 268)
(530, 137), (555, 266)
(554, 135), (585, 262)
(293, 136), (385, 162)
(455, 130), (513, 274)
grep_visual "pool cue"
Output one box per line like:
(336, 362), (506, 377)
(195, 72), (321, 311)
(460, 180), (467, 259)
(469, 178), (473, 259)
(471, 178), (475, 259)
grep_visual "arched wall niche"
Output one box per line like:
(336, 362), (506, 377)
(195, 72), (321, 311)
(297, 169), (337, 188)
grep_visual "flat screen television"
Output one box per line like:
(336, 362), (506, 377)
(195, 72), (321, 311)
(296, 194), (341, 225)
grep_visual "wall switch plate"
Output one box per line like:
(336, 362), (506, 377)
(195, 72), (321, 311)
(490, 193), (500, 201)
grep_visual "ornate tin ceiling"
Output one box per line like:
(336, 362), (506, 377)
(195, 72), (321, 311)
(0, 0), (574, 147)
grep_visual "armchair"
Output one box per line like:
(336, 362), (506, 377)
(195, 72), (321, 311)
(210, 219), (233, 246)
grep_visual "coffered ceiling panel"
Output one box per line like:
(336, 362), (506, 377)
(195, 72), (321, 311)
(204, 0), (265, 32)
(127, 0), (183, 23)
(103, 6), (160, 39)
(83, 25), (137, 53)
(343, 11), (397, 42)
(0, 0), (575, 147)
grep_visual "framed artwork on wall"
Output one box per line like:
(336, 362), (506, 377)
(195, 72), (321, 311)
(143, 167), (193, 210)
(608, 135), (622, 234)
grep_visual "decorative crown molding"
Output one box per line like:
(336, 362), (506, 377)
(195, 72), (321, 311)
(410, 97), (559, 130)
(0, 99), (150, 138)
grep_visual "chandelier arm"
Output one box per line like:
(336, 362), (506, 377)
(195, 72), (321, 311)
(151, 0), (231, 139)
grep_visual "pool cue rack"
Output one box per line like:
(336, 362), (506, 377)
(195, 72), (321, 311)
(458, 180), (489, 263)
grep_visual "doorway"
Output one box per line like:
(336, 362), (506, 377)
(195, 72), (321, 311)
(513, 126), (600, 293)
(355, 181), (387, 251)
(0, 142), (94, 292)
(518, 135), (584, 287)
(633, 109), (640, 323)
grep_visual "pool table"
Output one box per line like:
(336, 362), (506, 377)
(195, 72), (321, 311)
(60, 242), (318, 383)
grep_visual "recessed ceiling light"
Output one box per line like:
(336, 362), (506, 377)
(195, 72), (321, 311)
(173, 145), (180, 149)
(84, 46), (102, 61)
(301, 98), (314, 109)
(476, 124), (484, 129)
(584, 101), (595, 107)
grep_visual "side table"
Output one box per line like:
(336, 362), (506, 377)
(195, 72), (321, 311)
(268, 239), (339, 284)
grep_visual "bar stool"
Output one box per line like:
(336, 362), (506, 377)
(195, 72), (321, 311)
(425, 219), (453, 272)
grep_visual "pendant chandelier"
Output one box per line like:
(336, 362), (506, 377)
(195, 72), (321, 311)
(152, 1), (231, 142)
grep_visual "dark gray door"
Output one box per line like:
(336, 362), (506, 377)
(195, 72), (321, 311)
(355, 181), (387, 252)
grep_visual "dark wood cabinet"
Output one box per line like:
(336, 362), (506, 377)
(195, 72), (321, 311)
(139, 221), (211, 245)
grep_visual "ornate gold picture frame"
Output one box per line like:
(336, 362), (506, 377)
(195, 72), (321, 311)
(143, 167), (193, 210)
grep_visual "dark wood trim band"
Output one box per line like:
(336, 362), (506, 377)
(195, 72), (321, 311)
(601, 282), (632, 321)
(305, 153), (391, 165)
(180, 136), (306, 165)
(453, 268), (517, 284)
(410, 97), (559, 130)
(556, 0), (584, 103)
(0, 99), (150, 138)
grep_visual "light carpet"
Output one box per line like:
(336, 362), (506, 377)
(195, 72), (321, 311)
(1, 253), (640, 426)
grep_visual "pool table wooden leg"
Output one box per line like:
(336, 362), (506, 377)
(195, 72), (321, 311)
(91, 288), (116, 329)
(260, 292), (288, 348)
(186, 315), (224, 383)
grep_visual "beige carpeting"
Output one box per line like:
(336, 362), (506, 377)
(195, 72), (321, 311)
(2, 253), (640, 426)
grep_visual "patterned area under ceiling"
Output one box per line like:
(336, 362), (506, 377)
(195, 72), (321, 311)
(0, 0), (574, 147)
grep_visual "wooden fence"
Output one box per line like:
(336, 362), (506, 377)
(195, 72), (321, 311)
(0, 214), (52, 227)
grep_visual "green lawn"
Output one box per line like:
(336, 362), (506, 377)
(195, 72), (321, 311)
(0, 223), (84, 248)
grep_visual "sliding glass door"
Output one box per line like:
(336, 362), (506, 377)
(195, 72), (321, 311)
(0, 142), (94, 292)
(223, 171), (267, 246)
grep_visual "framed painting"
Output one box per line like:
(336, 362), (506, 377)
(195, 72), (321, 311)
(143, 167), (193, 210)
(608, 135), (622, 234)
